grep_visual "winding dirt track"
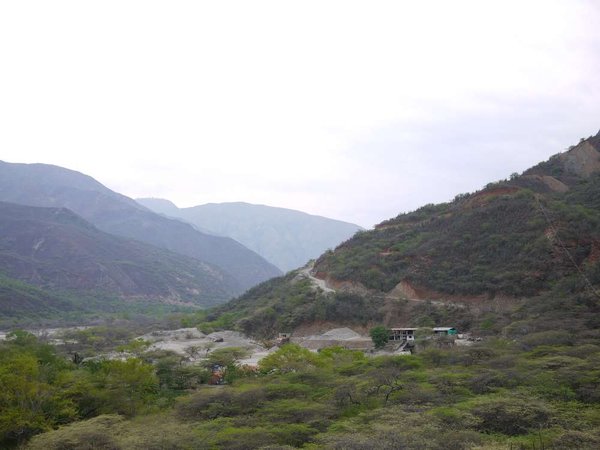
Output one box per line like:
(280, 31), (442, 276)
(298, 263), (336, 293)
(299, 263), (465, 308)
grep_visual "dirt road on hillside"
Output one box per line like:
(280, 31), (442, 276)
(298, 263), (336, 293)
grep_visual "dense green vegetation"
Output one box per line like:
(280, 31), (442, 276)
(369, 326), (389, 349)
(4, 280), (599, 449)
(308, 136), (600, 301)
(2, 135), (600, 448)
(175, 138), (600, 342)
(0, 274), (78, 321)
(315, 184), (600, 298)
(0, 280), (200, 330)
(204, 272), (384, 339)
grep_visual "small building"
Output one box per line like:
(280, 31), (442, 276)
(389, 328), (417, 342)
(433, 327), (458, 336)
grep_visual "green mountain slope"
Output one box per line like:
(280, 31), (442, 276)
(0, 273), (77, 319)
(0, 201), (239, 316)
(315, 133), (600, 299)
(206, 132), (600, 338)
(0, 162), (281, 294)
(136, 199), (363, 272)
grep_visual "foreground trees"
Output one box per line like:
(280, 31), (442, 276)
(0, 331), (159, 447)
(4, 308), (600, 450)
(369, 325), (389, 349)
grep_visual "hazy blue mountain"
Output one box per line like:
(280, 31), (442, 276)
(0, 161), (281, 294)
(0, 201), (240, 317)
(136, 199), (363, 272)
(137, 198), (180, 216)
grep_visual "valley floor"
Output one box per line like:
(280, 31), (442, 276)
(1, 312), (599, 449)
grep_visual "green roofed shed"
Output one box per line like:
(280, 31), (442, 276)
(433, 327), (458, 335)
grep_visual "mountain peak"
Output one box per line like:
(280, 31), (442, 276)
(0, 162), (282, 294)
(138, 199), (363, 272)
(559, 135), (600, 177)
(135, 197), (179, 214)
(522, 131), (600, 184)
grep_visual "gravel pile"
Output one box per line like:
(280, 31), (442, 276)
(138, 328), (267, 361)
(305, 327), (366, 341)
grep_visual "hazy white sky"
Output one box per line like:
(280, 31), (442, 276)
(1, 1), (599, 227)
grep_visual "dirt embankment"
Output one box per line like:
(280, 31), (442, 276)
(312, 264), (517, 313)
(522, 174), (569, 192)
(466, 186), (521, 208)
(587, 241), (600, 264)
(386, 280), (518, 312)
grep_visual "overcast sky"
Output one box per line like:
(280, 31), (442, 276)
(1, 1), (599, 228)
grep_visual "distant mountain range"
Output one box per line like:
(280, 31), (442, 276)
(0, 201), (238, 316)
(0, 161), (281, 297)
(210, 131), (600, 338)
(4, 132), (599, 328)
(0, 161), (285, 320)
(136, 199), (362, 272)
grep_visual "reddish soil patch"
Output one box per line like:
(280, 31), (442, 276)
(522, 175), (569, 193)
(587, 241), (600, 264)
(387, 280), (519, 312)
(466, 186), (520, 208)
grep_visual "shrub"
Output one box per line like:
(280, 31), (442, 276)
(26, 415), (124, 450)
(369, 326), (389, 349)
(176, 387), (266, 420)
(469, 396), (552, 435)
(553, 430), (600, 449)
(259, 344), (323, 374)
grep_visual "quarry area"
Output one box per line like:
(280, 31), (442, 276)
(1, 324), (472, 367)
(135, 326), (435, 364)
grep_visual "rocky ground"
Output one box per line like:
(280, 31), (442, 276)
(138, 328), (275, 365)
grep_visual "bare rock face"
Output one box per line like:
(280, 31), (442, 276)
(521, 175), (569, 192)
(560, 141), (600, 177)
(389, 280), (420, 300)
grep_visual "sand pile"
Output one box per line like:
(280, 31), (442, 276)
(139, 328), (267, 362)
(306, 327), (364, 341)
(293, 327), (372, 350)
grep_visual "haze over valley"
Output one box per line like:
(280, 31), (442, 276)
(137, 198), (363, 272)
(1, 1), (600, 449)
